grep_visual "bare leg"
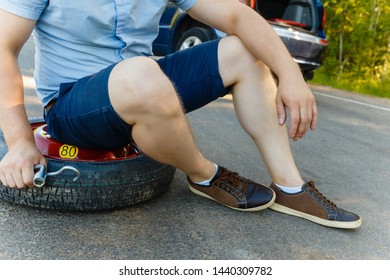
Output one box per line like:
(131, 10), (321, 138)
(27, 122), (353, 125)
(214, 37), (362, 226)
(108, 57), (215, 182)
(218, 36), (304, 187)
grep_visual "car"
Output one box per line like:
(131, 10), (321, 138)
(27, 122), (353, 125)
(153, 0), (328, 80)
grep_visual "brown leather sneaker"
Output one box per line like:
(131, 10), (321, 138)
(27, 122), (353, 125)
(270, 181), (362, 229)
(188, 166), (275, 211)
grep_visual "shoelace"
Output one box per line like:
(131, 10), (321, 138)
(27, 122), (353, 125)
(305, 181), (337, 211)
(213, 167), (252, 200)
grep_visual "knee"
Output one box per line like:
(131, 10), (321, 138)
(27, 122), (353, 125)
(109, 57), (183, 122)
(219, 36), (272, 84)
(220, 36), (256, 66)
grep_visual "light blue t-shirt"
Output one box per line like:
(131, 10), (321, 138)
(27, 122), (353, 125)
(0, 0), (198, 106)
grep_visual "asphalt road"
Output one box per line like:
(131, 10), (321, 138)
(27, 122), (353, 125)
(0, 37), (389, 260)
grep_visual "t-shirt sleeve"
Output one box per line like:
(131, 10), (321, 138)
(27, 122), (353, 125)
(170, 0), (198, 11)
(0, 0), (48, 20)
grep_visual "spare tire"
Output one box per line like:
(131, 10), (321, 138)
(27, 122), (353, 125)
(0, 118), (175, 212)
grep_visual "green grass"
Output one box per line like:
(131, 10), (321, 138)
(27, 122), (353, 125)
(310, 71), (390, 99)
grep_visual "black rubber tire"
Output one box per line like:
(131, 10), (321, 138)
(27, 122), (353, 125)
(175, 27), (215, 51)
(0, 120), (176, 212)
(303, 71), (314, 81)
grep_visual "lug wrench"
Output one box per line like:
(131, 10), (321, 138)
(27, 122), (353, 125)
(33, 164), (81, 188)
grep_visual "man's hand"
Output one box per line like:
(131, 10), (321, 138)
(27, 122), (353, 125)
(275, 76), (318, 141)
(0, 139), (46, 189)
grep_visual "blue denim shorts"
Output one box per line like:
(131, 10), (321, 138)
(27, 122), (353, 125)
(45, 39), (230, 149)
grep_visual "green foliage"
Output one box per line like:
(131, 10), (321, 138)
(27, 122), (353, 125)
(313, 0), (390, 98)
(312, 70), (390, 98)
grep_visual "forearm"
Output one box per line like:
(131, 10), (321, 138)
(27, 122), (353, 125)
(189, 1), (302, 80)
(0, 51), (35, 148)
(231, 6), (302, 80)
(0, 9), (37, 149)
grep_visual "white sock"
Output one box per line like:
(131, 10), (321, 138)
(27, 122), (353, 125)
(194, 164), (219, 186)
(274, 182), (303, 194)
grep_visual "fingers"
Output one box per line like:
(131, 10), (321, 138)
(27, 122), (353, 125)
(276, 79), (318, 140)
(0, 144), (46, 189)
(0, 164), (35, 189)
(289, 106), (301, 140)
(0, 167), (21, 188)
(311, 101), (318, 131)
(276, 94), (287, 126)
(22, 164), (35, 188)
(289, 96), (318, 141)
(39, 156), (47, 167)
(0, 155), (46, 189)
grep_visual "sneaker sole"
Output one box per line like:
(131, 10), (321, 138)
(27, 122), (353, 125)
(188, 184), (276, 212)
(270, 203), (362, 229)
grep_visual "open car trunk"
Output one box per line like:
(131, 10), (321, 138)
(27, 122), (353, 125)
(254, 0), (321, 34)
(248, 0), (327, 79)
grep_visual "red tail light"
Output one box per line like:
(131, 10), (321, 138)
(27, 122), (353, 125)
(320, 39), (328, 45)
(321, 7), (327, 29)
(239, 0), (256, 9)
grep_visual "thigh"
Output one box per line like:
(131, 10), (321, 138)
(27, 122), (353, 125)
(157, 39), (231, 113)
(45, 63), (133, 149)
(45, 40), (230, 149)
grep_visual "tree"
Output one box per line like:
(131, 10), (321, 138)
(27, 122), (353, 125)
(318, 0), (389, 95)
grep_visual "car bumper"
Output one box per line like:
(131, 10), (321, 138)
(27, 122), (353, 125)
(272, 25), (328, 72)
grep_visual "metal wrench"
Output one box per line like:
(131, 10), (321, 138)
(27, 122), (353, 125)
(33, 164), (81, 188)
